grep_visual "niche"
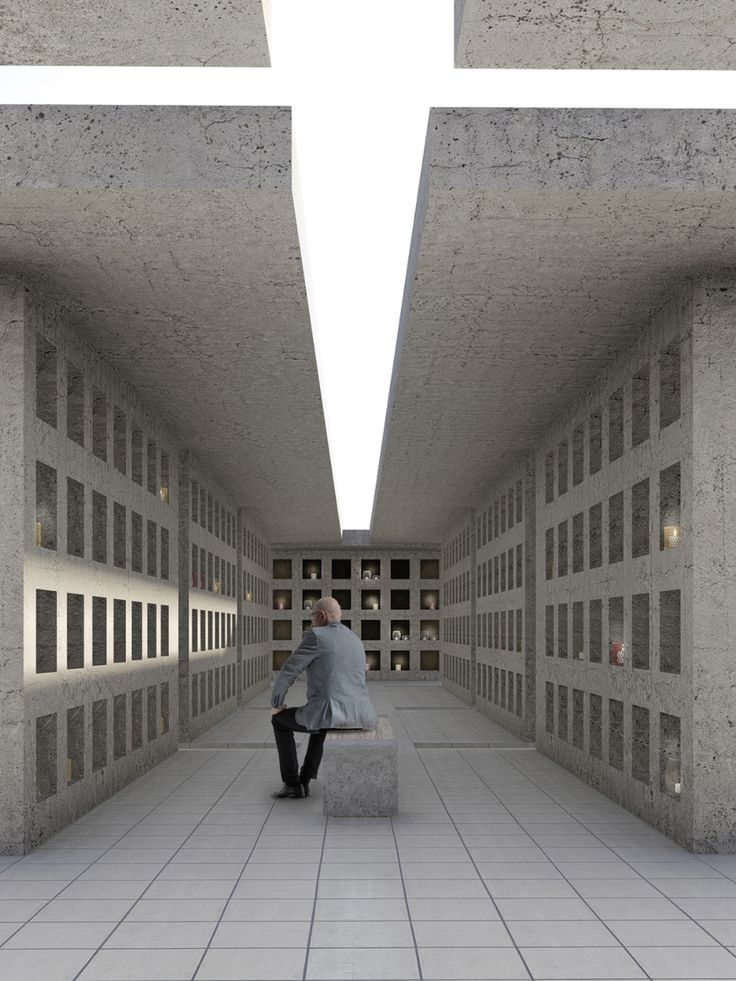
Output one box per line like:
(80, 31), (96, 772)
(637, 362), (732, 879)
(545, 682), (554, 735)
(390, 559), (410, 579)
(608, 596), (624, 667)
(131, 690), (143, 749)
(67, 593), (84, 669)
(572, 424), (584, 486)
(609, 699), (624, 771)
(147, 686), (157, 741)
(113, 407), (126, 473)
(92, 389), (107, 461)
(557, 686), (568, 741)
(92, 596), (107, 666)
(391, 651), (410, 672)
(589, 409), (602, 475)
(632, 365), (650, 447)
(589, 693), (602, 759)
(332, 589), (351, 609)
(92, 699), (107, 771)
(659, 589), (681, 674)
(361, 620), (381, 641)
(273, 559), (292, 580)
(35, 335), (57, 428)
(113, 694), (126, 760)
(632, 594), (650, 670)
(361, 559), (381, 580)
(572, 689), (584, 749)
(67, 363), (85, 446)
(36, 713), (57, 801)
(67, 478), (85, 557)
(660, 712), (682, 796)
(131, 601), (142, 660)
(36, 461), (57, 550)
(589, 503), (602, 569)
(332, 558), (352, 579)
(92, 491), (107, 564)
(36, 589), (57, 673)
(572, 512), (584, 574)
(557, 604), (568, 658)
(361, 591), (381, 611)
(67, 706), (84, 784)
(659, 340), (681, 430)
(147, 603), (157, 658)
(589, 599), (602, 663)
(273, 590), (292, 611)
(557, 439), (568, 496)
(420, 650), (439, 671)
(659, 463), (681, 550)
(302, 559), (321, 580)
(572, 601), (584, 660)
(632, 705), (650, 785)
(113, 599), (126, 663)
(273, 620), (292, 641)
(420, 559), (440, 579)
(390, 620), (410, 641)
(273, 650), (290, 671)
(420, 620), (439, 642)
(631, 479), (650, 558)
(608, 387), (624, 462)
(608, 492), (624, 564)
(420, 590), (439, 611)
(391, 590), (410, 610)
(365, 651), (381, 672)
(302, 590), (320, 611)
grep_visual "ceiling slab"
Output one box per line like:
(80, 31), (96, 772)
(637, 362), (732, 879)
(371, 108), (736, 544)
(0, 0), (269, 66)
(455, 0), (736, 69)
(0, 105), (339, 544)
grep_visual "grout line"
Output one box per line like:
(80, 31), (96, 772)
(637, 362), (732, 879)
(302, 801), (329, 981)
(389, 813), (424, 981)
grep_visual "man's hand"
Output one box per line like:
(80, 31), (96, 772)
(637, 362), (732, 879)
(271, 705), (287, 715)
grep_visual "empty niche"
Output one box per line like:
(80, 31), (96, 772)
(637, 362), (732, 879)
(589, 599), (602, 663)
(391, 651), (410, 672)
(500, 497), (507, 534)
(92, 389), (107, 461)
(92, 699), (107, 771)
(572, 512), (584, 573)
(113, 407), (126, 474)
(273, 620), (292, 641)
(67, 478), (84, 557)
(545, 527), (555, 580)
(659, 339), (681, 430)
(659, 463), (681, 550)
(608, 388), (624, 462)
(36, 713), (57, 801)
(361, 620), (380, 641)
(273, 651), (290, 671)
(583, 411), (601, 481)
(545, 605), (554, 657)
(659, 590), (681, 674)
(36, 589), (57, 673)
(131, 429), (143, 485)
(545, 450), (555, 503)
(131, 601), (142, 660)
(147, 603), (157, 658)
(421, 558), (440, 579)
(632, 365), (650, 448)
(608, 492), (624, 564)
(391, 589), (410, 610)
(92, 491), (107, 564)
(273, 590), (292, 611)
(161, 683), (170, 734)
(192, 675), (199, 716)
(632, 705), (650, 785)
(66, 593), (84, 669)
(36, 462), (57, 550)
(131, 512), (143, 573)
(507, 486), (515, 527)
(572, 689), (584, 749)
(147, 686), (157, 741)
(631, 478), (650, 558)
(589, 693), (603, 759)
(660, 712), (682, 797)
(361, 590), (381, 611)
(557, 686), (568, 740)
(92, 597), (107, 665)
(332, 558), (352, 579)
(572, 424), (585, 486)
(161, 528), (169, 580)
(191, 608), (198, 651)
(66, 705), (84, 783)
(332, 589), (351, 609)
(573, 601), (584, 660)
(557, 604), (568, 658)
(515, 674), (523, 717)
(161, 605), (169, 656)
(273, 559), (291, 579)
(558, 439), (569, 496)
(545, 682), (554, 735)
(160, 452), (169, 504)
(66, 363), (85, 446)
(113, 503), (126, 568)
(632, 594), (650, 670)
(144, 441), (157, 495)
(589, 503), (602, 569)
(420, 620), (439, 641)
(515, 544), (523, 588)
(35, 334), (57, 428)
(391, 559), (410, 580)
(207, 492), (213, 533)
(609, 699), (624, 771)
(113, 599), (126, 662)
(608, 596), (624, 667)
(147, 520), (157, 576)
(303, 559), (321, 580)
(420, 650), (439, 671)
(113, 694), (126, 759)
(516, 609), (522, 653)
(131, 689), (143, 749)
(557, 520), (568, 577)
(191, 481), (199, 525)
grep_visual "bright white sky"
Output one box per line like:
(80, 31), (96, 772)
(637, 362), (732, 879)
(0, 1), (732, 529)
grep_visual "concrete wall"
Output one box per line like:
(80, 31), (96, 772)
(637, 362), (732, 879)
(271, 547), (441, 680)
(441, 517), (474, 702)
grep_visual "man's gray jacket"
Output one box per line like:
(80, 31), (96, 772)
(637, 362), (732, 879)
(271, 621), (378, 732)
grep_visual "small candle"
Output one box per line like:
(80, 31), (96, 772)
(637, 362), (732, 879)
(396, 664), (402, 671)
(277, 601), (284, 610)
(35, 520), (42, 547)
(310, 572), (317, 579)
(372, 602), (378, 610)
(675, 781), (682, 794)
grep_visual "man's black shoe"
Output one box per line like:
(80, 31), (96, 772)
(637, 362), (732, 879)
(272, 783), (304, 800)
(300, 778), (311, 798)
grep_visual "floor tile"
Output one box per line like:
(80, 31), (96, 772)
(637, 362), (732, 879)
(314, 898), (408, 921)
(305, 947), (419, 980)
(310, 920), (414, 947)
(506, 920), (620, 947)
(3, 921), (113, 949)
(223, 898), (314, 921)
(418, 946), (529, 979)
(629, 946), (736, 979)
(196, 947), (306, 980)
(0, 948), (93, 980)
(412, 921), (513, 947)
(606, 920), (719, 947)
(495, 898), (595, 921)
(211, 921), (312, 947)
(520, 945), (646, 979)
(76, 947), (203, 980)
(103, 921), (216, 948)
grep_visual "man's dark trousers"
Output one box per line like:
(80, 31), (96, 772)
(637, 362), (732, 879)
(271, 708), (327, 786)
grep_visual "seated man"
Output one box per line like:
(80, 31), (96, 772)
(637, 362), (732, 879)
(270, 596), (378, 799)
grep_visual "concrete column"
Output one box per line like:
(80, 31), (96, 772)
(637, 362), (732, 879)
(690, 279), (736, 852)
(0, 275), (28, 854)
(177, 451), (191, 741)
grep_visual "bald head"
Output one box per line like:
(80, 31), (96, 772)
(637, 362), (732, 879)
(312, 597), (342, 623)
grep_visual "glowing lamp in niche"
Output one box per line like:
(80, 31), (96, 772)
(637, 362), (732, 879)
(609, 642), (625, 667)
(663, 525), (681, 549)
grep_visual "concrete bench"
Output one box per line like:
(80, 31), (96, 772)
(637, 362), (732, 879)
(321, 717), (398, 817)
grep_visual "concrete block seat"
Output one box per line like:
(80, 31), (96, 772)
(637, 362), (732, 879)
(321, 717), (398, 817)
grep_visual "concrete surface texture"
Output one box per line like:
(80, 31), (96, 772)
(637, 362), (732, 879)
(0, 0), (270, 66)
(456, 0), (736, 69)
(321, 719), (399, 817)
(0, 105), (339, 545)
(373, 108), (736, 545)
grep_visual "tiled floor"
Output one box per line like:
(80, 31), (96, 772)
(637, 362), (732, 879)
(4, 682), (736, 980)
